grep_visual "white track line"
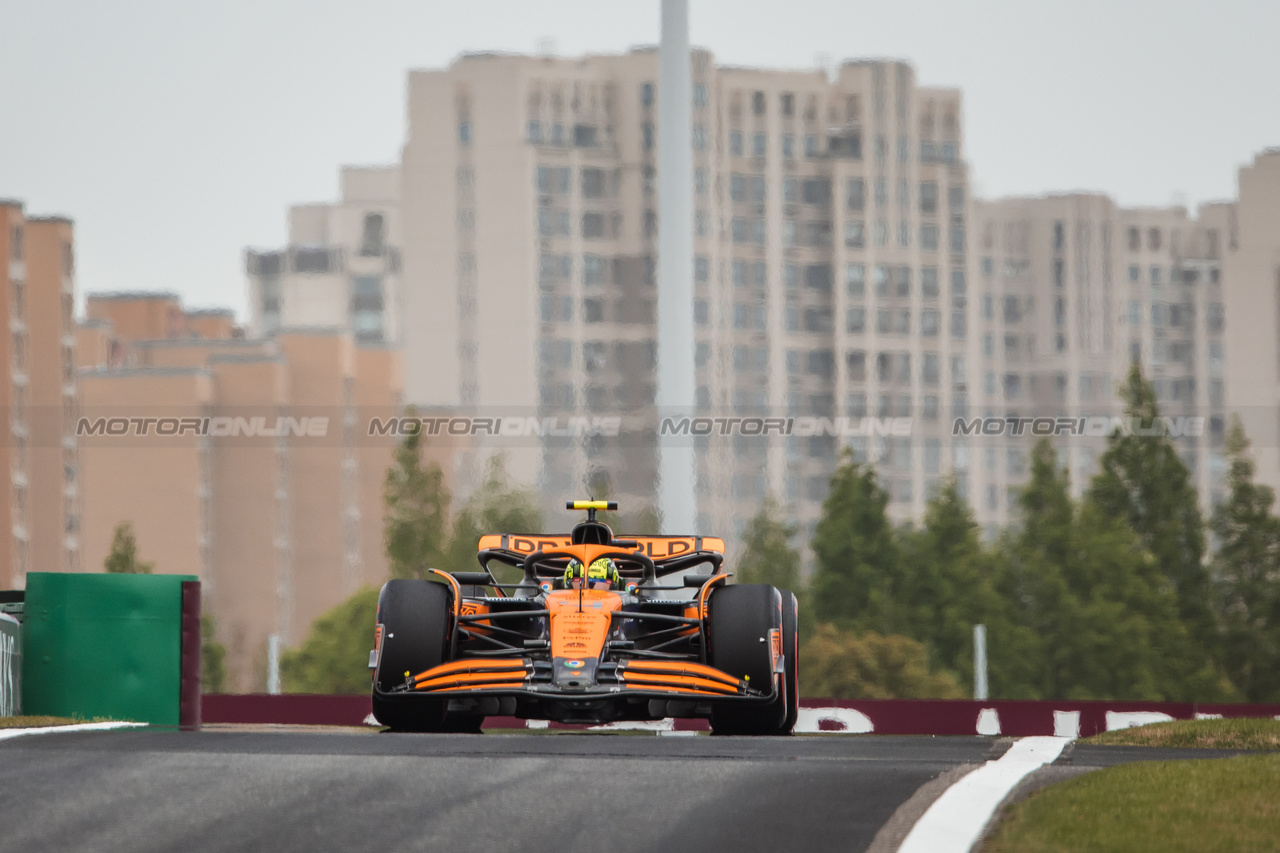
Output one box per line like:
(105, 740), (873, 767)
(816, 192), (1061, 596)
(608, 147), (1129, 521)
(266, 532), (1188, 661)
(897, 736), (1070, 853)
(0, 721), (146, 742)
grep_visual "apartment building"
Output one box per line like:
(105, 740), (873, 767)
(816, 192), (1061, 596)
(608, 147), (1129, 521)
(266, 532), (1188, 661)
(395, 50), (976, 547)
(0, 200), (78, 589)
(250, 48), (1274, 568)
(971, 196), (1231, 532)
(77, 294), (411, 690)
(1223, 149), (1280, 498)
(246, 166), (402, 345)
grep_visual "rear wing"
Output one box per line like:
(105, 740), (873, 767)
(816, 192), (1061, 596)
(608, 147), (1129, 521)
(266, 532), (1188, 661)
(477, 534), (724, 561)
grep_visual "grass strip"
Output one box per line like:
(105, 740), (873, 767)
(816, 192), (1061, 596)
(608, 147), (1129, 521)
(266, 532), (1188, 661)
(0, 715), (123, 729)
(983, 753), (1280, 853)
(1082, 717), (1280, 751)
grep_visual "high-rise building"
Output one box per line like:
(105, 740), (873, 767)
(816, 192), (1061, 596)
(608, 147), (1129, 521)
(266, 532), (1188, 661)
(397, 51), (976, 551)
(249, 48), (1270, 573)
(0, 200), (78, 589)
(1223, 149), (1280, 498)
(76, 294), (414, 690)
(246, 166), (402, 345)
(971, 196), (1230, 533)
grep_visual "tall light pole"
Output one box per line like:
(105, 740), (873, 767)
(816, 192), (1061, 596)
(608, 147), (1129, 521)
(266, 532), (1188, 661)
(656, 0), (697, 533)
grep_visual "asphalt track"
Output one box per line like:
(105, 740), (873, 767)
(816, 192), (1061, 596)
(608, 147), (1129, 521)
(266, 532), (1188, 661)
(0, 728), (1247, 853)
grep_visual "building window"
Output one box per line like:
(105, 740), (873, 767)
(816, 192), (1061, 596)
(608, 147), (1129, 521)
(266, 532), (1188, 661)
(641, 82), (654, 106)
(360, 213), (386, 256)
(919, 181), (938, 214)
(729, 131), (743, 157)
(847, 178), (865, 211)
(581, 213), (605, 239)
(920, 224), (939, 251)
(847, 307), (866, 333)
(874, 221), (888, 247)
(921, 309), (940, 337)
(846, 263), (866, 296)
(753, 132), (767, 158)
(458, 121), (473, 145)
(1207, 302), (1224, 332)
(782, 134), (795, 160)
(873, 264), (890, 295)
(844, 220), (865, 249)
(581, 167), (606, 198)
(695, 299), (709, 325)
(921, 267), (939, 298)
(584, 255), (607, 285)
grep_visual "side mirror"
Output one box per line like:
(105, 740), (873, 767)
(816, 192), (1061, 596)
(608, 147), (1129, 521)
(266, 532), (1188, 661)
(683, 574), (715, 588)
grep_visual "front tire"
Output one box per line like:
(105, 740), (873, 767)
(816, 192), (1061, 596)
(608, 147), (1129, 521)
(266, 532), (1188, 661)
(372, 579), (451, 732)
(707, 584), (788, 736)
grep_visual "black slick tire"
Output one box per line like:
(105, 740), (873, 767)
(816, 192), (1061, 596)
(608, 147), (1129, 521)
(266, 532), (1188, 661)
(707, 584), (787, 736)
(372, 579), (452, 732)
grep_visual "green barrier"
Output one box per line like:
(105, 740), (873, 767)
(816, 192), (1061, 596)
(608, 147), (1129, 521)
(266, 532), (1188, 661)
(21, 572), (198, 726)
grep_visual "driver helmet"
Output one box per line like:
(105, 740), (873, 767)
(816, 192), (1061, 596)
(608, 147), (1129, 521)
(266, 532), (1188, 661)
(563, 557), (621, 590)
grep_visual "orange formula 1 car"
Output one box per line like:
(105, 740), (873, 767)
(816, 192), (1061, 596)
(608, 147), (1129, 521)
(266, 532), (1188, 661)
(370, 501), (799, 735)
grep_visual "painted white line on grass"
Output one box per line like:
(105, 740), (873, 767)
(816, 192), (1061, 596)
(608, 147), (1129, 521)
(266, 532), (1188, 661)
(896, 736), (1071, 853)
(0, 721), (146, 742)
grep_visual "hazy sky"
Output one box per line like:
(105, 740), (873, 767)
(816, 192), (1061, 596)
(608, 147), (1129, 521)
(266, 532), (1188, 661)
(2, 0), (1277, 318)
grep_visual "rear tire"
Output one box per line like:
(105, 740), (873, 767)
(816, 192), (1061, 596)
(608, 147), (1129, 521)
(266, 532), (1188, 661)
(372, 579), (452, 732)
(707, 584), (787, 736)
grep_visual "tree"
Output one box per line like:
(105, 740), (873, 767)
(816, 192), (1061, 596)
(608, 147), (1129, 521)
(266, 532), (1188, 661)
(896, 477), (1005, 688)
(104, 522), (153, 574)
(800, 624), (964, 699)
(280, 587), (380, 694)
(995, 439), (1236, 701)
(585, 472), (661, 536)
(383, 414), (451, 580)
(990, 441), (1074, 698)
(1210, 418), (1280, 701)
(737, 496), (802, 592)
(737, 496), (815, 639)
(1088, 361), (1214, 647)
(809, 449), (901, 632)
(442, 454), (543, 582)
(201, 615), (227, 694)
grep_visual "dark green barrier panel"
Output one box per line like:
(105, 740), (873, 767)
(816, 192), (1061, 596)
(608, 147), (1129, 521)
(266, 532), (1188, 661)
(22, 572), (197, 725)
